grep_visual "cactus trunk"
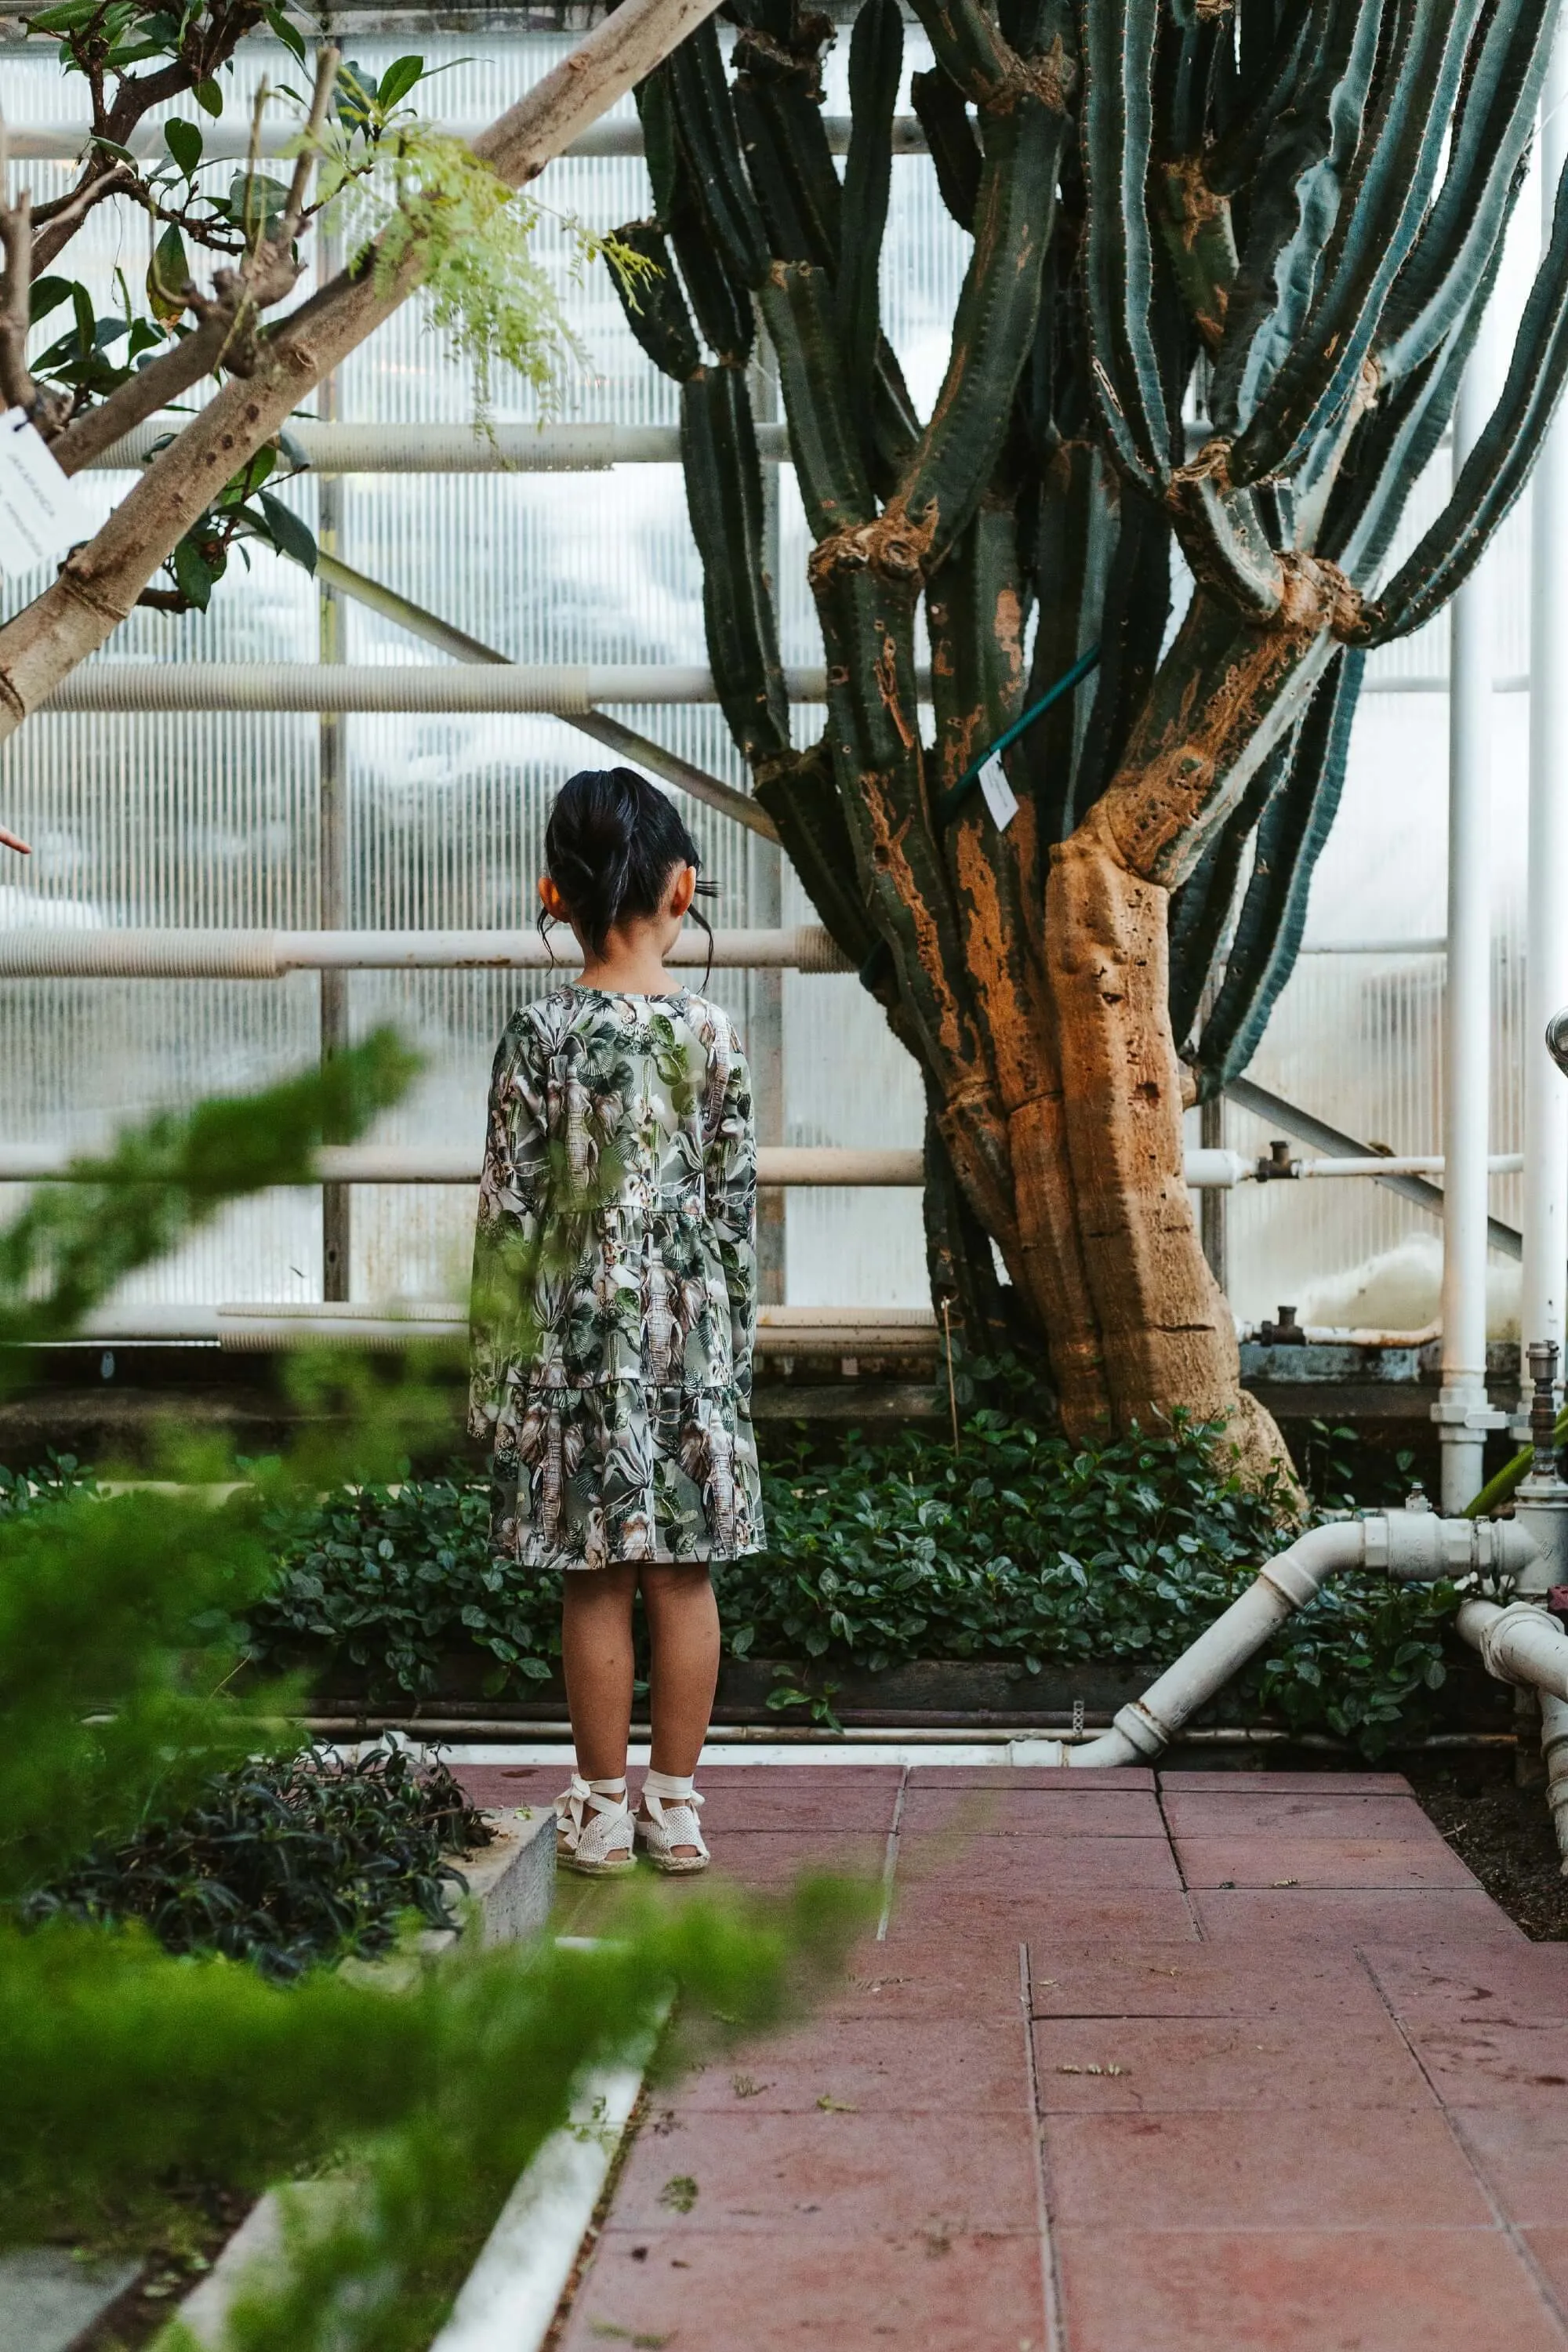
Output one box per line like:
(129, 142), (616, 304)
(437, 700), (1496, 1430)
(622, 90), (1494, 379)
(611, 0), (1568, 1474)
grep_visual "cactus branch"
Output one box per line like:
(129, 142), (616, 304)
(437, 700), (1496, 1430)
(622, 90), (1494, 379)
(1377, 0), (1551, 387)
(838, 0), (903, 481)
(1189, 650), (1363, 1098)
(1080, 0), (1172, 492)
(910, 66), (982, 232)
(1359, 146), (1568, 644)
(1227, 0), (1486, 486)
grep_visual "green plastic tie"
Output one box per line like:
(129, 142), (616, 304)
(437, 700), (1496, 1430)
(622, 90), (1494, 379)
(933, 643), (1102, 829)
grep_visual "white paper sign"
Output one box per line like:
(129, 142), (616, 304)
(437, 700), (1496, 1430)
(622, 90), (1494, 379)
(0, 410), (96, 576)
(976, 747), (1019, 830)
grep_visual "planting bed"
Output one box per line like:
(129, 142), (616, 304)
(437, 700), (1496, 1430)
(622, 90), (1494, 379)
(1410, 1752), (1568, 1942)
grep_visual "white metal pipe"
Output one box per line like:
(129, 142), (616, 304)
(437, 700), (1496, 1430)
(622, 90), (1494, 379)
(1297, 938), (1447, 955)
(207, 1302), (939, 1352)
(42, 663), (891, 714)
(89, 419), (793, 474)
(1013, 1512), (1531, 1768)
(1541, 1689), (1568, 1875)
(1296, 1319), (1441, 1348)
(0, 1128), (1491, 1191)
(0, 1144), (927, 1187)
(1456, 1597), (1568, 1703)
(7, 114), (919, 163)
(45, 1303), (946, 1349)
(1439, 312), (1503, 1510)
(1523, 34), (1568, 1396)
(0, 924), (851, 980)
(1295, 1154), (1523, 1178)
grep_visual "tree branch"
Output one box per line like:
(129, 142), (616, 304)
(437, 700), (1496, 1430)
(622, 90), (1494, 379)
(49, 311), (236, 474)
(278, 46), (341, 249)
(29, 153), (140, 276)
(0, 0), (731, 810)
(0, 187), (71, 433)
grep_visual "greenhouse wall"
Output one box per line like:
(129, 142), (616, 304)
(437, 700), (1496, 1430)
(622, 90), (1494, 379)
(0, 25), (1537, 1331)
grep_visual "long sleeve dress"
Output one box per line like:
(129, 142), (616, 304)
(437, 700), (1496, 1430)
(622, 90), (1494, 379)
(468, 983), (765, 1573)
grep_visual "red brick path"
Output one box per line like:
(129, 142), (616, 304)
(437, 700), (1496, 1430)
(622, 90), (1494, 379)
(457, 1762), (1568, 2351)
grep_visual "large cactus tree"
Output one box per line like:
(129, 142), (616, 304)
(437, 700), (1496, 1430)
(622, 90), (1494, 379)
(612, 0), (1568, 1469)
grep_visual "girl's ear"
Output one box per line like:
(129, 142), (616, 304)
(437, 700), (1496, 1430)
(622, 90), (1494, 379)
(539, 875), (569, 921)
(670, 865), (697, 918)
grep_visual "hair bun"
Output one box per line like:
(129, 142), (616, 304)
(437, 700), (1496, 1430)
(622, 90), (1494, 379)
(543, 767), (708, 961)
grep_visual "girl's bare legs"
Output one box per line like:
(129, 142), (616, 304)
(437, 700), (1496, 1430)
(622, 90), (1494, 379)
(640, 1564), (720, 1857)
(561, 1564), (639, 1780)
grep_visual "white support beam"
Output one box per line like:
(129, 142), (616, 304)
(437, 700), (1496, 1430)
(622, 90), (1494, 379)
(0, 924), (852, 979)
(6, 114), (922, 162)
(1523, 33), (1568, 1398)
(87, 419), (792, 473)
(1437, 292), (1507, 1508)
(42, 662), (900, 713)
(0, 1144), (925, 1185)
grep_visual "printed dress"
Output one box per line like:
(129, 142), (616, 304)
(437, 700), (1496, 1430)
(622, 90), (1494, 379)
(468, 984), (765, 1573)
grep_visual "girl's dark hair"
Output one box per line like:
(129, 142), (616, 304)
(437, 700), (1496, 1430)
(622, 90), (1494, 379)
(542, 768), (717, 982)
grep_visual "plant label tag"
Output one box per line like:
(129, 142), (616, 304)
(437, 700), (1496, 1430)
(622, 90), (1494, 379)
(977, 749), (1019, 830)
(0, 410), (96, 577)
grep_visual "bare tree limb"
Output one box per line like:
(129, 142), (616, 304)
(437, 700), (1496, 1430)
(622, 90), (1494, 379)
(49, 50), (343, 471)
(278, 47), (340, 249)
(0, 0), (728, 812)
(49, 312), (236, 474)
(0, 189), (71, 432)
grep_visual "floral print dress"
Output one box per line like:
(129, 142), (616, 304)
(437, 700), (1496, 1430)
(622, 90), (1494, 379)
(468, 985), (764, 1573)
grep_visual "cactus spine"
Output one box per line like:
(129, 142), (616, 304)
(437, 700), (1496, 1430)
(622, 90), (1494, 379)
(611, 0), (1568, 1473)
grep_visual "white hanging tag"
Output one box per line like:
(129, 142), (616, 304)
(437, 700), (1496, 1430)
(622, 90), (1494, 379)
(0, 409), (96, 577)
(976, 748), (1019, 830)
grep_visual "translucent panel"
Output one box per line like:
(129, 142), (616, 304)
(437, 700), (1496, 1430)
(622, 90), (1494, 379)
(0, 29), (1541, 1334)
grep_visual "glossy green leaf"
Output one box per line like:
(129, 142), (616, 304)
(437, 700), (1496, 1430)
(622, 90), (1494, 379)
(263, 3), (307, 65)
(376, 53), (425, 111)
(163, 116), (202, 177)
(257, 490), (318, 572)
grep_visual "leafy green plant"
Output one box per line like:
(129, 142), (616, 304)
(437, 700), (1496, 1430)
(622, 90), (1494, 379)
(0, 1054), (859, 2348)
(243, 1407), (1461, 1759)
(320, 116), (655, 419)
(21, 1744), (492, 1981)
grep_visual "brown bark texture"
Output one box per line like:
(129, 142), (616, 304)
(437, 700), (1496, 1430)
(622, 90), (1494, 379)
(608, 0), (1565, 1479)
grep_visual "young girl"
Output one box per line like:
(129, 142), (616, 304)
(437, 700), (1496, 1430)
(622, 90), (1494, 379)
(468, 768), (764, 1876)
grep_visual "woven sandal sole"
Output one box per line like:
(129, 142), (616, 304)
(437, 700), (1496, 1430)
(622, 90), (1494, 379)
(641, 1849), (710, 1875)
(558, 1849), (637, 1878)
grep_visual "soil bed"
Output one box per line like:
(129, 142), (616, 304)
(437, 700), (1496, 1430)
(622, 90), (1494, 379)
(1406, 1751), (1568, 1941)
(71, 2188), (254, 2352)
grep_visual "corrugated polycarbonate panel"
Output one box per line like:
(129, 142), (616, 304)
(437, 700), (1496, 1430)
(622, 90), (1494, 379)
(0, 31), (950, 1309)
(0, 30), (1538, 1330)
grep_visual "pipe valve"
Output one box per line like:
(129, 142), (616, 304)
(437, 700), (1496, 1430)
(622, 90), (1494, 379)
(1530, 1340), (1562, 1469)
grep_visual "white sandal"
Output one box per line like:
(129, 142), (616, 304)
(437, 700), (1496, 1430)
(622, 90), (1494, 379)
(635, 1786), (710, 1875)
(555, 1776), (635, 1877)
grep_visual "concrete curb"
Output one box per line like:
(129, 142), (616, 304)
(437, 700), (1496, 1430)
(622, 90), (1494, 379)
(176, 1806), (557, 2350)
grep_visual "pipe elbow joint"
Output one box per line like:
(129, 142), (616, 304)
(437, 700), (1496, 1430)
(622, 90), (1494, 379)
(1457, 1597), (1568, 1694)
(1259, 1518), (1367, 1607)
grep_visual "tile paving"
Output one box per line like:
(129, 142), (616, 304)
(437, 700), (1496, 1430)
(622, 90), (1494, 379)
(456, 1761), (1568, 2349)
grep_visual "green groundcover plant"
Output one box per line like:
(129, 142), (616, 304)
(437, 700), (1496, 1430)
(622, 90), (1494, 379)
(22, 1744), (493, 1982)
(241, 1406), (1460, 1760)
